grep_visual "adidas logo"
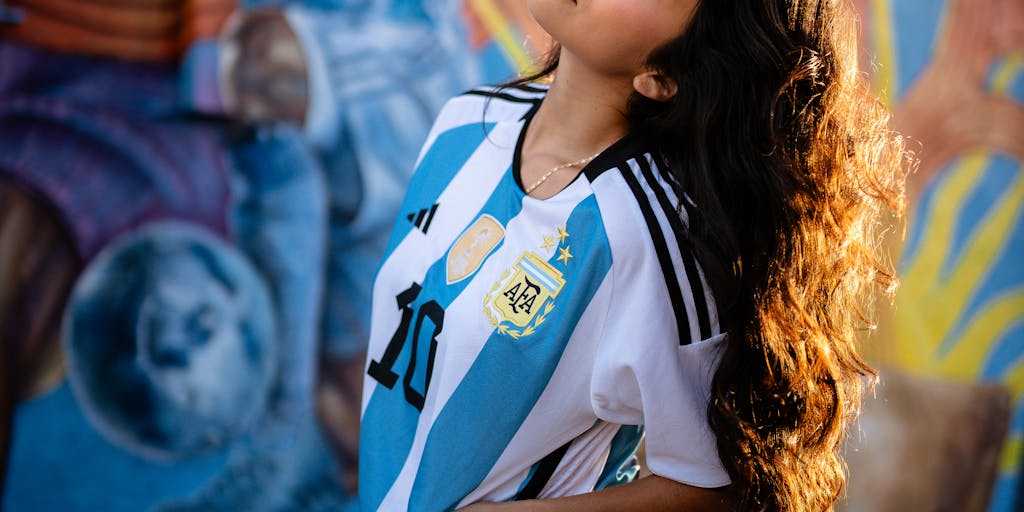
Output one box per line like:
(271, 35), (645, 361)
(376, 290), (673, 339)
(406, 203), (439, 234)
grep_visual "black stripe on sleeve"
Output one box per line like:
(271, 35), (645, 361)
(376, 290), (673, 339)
(654, 152), (682, 192)
(514, 441), (572, 500)
(616, 162), (693, 346)
(648, 154), (696, 223)
(636, 156), (713, 341)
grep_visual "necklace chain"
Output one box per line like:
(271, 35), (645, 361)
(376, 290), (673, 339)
(524, 152), (601, 195)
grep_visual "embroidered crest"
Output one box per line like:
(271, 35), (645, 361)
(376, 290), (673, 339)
(483, 252), (565, 339)
(447, 214), (505, 284)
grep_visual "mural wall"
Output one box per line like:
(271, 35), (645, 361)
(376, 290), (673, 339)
(0, 1), (540, 510)
(0, 0), (1020, 511)
(849, 0), (1023, 511)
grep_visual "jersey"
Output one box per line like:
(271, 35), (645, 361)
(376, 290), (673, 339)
(359, 84), (730, 512)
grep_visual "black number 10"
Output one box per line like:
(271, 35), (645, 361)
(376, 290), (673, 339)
(367, 283), (444, 411)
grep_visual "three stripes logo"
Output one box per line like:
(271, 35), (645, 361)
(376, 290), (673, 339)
(406, 203), (439, 234)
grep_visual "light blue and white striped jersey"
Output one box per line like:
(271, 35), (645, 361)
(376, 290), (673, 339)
(359, 84), (730, 511)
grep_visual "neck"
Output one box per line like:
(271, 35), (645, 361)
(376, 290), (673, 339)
(525, 48), (635, 160)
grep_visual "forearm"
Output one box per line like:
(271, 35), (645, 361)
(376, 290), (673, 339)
(460, 475), (734, 512)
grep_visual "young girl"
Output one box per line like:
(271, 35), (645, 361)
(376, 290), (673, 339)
(358, 0), (908, 510)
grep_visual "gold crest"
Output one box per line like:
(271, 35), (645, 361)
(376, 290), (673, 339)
(447, 214), (505, 284)
(483, 252), (566, 338)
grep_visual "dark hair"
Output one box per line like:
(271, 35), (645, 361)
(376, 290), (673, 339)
(513, 0), (910, 509)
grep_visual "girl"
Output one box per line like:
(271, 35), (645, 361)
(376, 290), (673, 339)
(358, 0), (908, 510)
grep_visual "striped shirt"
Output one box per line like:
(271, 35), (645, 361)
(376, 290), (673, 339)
(359, 84), (729, 511)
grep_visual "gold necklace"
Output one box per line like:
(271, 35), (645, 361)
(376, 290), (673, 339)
(524, 152), (601, 194)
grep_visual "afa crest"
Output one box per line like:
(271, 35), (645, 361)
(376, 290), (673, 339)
(483, 252), (565, 339)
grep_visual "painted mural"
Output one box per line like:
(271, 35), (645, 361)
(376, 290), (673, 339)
(0, 1), (539, 510)
(850, 0), (1024, 510)
(2, 0), (1021, 511)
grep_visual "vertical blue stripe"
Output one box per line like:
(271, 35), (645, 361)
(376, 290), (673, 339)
(407, 196), (612, 511)
(594, 425), (644, 490)
(382, 122), (497, 259)
(359, 170), (523, 511)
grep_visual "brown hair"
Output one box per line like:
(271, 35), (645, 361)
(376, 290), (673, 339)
(513, 0), (910, 509)
(633, 0), (910, 508)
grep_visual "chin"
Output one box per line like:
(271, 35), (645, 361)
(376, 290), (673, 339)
(526, 0), (568, 40)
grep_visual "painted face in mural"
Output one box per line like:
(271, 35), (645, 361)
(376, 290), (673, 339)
(64, 223), (276, 460)
(134, 254), (260, 444)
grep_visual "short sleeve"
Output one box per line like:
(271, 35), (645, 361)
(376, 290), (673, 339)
(589, 240), (730, 488)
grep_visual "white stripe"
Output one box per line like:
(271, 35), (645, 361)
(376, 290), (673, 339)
(362, 120), (522, 416)
(520, 258), (559, 291)
(627, 157), (703, 344)
(456, 274), (615, 507)
(638, 155), (720, 337)
(589, 167), (678, 356)
(415, 94), (536, 167)
(374, 171), (596, 509)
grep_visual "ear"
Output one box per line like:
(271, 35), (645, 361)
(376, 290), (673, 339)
(632, 71), (678, 102)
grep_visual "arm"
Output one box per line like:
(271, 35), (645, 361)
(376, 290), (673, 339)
(457, 475), (734, 512)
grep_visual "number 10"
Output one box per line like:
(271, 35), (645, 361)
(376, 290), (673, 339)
(367, 283), (444, 411)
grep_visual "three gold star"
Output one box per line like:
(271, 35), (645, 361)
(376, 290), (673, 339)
(556, 225), (570, 243)
(557, 245), (573, 265)
(540, 235), (557, 252)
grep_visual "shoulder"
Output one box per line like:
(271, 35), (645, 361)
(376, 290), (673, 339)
(586, 135), (693, 242)
(587, 143), (717, 345)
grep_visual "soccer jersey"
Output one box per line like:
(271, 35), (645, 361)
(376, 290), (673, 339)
(359, 84), (730, 511)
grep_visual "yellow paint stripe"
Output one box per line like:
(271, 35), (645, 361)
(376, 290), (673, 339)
(868, 0), (897, 104)
(992, 52), (1024, 96)
(893, 152), (992, 370)
(941, 171), (1024, 325)
(936, 288), (1024, 379)
(899, 152), (988, 302)
(892, 299), (937, 370)
(990, 54), (1024, 479)
(1001, 434), (1022, 474)
(468, 0), (533, 73)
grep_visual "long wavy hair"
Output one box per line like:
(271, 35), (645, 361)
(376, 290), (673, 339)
(512, 0), (910, 509)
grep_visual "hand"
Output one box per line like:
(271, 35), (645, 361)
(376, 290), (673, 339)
(891, 0), (1024, 198)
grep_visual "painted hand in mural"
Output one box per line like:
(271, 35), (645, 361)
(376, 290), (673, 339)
(220, 9), (309, 125)
(894, 0), (1024, 196)
(846, 1), (1024, 509)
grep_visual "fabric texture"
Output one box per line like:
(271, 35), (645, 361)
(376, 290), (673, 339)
(358, 85), (729, 512)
